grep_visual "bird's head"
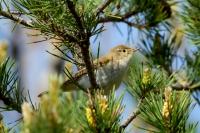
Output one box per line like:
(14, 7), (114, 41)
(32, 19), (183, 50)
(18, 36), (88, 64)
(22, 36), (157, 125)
(110, 45), (138, 62)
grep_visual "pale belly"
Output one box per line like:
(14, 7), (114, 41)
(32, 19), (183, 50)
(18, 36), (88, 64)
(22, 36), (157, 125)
(78, 62), (128, 93)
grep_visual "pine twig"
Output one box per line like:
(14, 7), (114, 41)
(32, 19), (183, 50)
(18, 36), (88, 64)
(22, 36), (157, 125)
(65, 0), (85, 70)
(0, 10), (32, 27)
(97, 7), (139, 24)
(120, 98), (143, 129)
(65, 0), (98, 89)
(80, 43), (99, 90)
(97, 0), (172, 29)
(65, 0), (84, 31)
(121, 109), (140, 129)
(123, 20), (148, 29)
(96, 0), (113, 15)
(122, 10), (139, 19)
(98, 16), (147, 29)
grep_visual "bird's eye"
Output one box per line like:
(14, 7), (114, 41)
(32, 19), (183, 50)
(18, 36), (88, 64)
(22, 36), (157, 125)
(123, 49), (126, 52)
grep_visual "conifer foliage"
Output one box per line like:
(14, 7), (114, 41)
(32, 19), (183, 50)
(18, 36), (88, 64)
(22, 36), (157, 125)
(0, 0), (200, 132)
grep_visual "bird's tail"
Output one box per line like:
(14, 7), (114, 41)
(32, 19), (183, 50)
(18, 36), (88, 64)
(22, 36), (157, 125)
(38, 91), (48, 97)
(61, 80), (78, 91)
(38, 80), (79, 97)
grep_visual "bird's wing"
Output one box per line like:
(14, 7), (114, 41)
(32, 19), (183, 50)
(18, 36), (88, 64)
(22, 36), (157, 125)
(61, 55), (113, 91)
(38, 55), (113, 97)
(70, 54), (112, 81)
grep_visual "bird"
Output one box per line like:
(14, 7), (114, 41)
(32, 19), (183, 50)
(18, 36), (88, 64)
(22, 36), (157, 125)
(38, 44), (138, 97)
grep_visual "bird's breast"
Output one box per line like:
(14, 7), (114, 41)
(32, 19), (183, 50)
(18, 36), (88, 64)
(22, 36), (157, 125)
(77, 60), (128, 91)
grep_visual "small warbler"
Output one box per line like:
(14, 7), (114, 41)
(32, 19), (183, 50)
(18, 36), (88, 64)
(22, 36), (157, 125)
(38, 45), (138, 96)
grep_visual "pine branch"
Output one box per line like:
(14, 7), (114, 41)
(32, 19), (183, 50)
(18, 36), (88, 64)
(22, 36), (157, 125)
(0, 10), (32, 27)
(65, 0), (98, 89)
(123, 20), (148, 29)
(96, 0), (113, 15)
(80, 43), (99, 90)
(122, 10), (139, 19)
(120, 97), (143, 129)
(121, 108), (140, 129)
(65, 0), (85, 70)
(98, 15), (148, 29)
(97, 0), (172, 29)
(65, 0), (84, 31)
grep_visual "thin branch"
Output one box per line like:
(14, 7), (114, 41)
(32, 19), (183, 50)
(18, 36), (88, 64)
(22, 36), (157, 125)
(65, 0), (84, 31)
(98, 16), (123, 23)
(123, 20), (148, 29)
(96, 0), (113, 15)
(120, 98), (142, 129)
(65, 0), (98, 89)
(122, 10), (139, 19)
(80, 42), (99, 90)
(98, 16), (147, 29)
(121, 109), (140, 129)
(98, 8), (139, 22)
(65, 0), (87, 70)
(0, 10), (32, 27)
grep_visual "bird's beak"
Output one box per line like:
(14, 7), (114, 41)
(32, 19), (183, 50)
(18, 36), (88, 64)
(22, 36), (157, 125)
(131, 48), (140, 52)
